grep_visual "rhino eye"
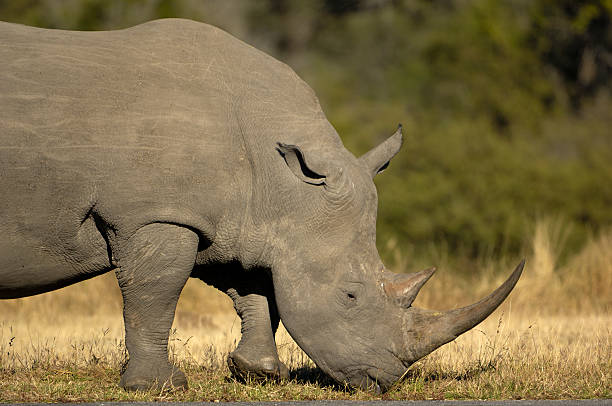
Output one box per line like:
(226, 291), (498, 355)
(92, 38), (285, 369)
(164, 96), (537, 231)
(337, 281), (363, 309)
(337, 288), (359, 308)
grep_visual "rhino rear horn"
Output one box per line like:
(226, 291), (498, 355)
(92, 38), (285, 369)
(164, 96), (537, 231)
(383, 267), (436, 308)
(360, 125), (403, 177)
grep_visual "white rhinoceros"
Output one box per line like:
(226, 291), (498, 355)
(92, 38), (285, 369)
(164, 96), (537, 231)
(0, 19), (523, 391)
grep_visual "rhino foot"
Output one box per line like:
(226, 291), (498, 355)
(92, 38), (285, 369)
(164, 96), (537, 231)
(120, 361), (187, 391)
(228, 349), (289, 382)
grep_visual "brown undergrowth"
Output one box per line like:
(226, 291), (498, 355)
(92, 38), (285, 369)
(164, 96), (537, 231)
(1, 221), (610, 401)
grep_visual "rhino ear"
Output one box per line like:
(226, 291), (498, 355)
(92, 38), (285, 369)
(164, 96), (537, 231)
(360, 124), (403, 177)
(277, 143), (326, 185)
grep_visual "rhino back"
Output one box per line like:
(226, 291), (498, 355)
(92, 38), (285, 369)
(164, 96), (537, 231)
(0, 19), (340, 292)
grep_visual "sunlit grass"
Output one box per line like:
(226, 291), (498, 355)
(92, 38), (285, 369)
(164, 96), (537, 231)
(1, 221), (610, 401)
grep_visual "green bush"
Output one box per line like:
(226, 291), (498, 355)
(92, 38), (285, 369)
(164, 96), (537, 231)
(1, 0), (610, 259)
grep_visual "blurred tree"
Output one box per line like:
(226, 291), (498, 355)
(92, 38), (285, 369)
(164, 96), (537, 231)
(1, 0), (610, 261)
(529, 0), (612, 107)
(286, 0), (612, 259)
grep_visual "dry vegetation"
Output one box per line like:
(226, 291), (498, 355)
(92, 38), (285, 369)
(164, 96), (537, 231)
(1, 221), (610, 402)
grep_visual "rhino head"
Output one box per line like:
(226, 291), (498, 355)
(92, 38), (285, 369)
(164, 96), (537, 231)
(265, 125), (524, 391)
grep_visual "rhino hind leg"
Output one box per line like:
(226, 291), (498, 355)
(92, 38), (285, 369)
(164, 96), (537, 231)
(113, 223), (198, 391)
(200, 268), (289, 381)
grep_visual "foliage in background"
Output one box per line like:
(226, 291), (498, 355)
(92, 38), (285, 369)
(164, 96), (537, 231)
(1, 0), (610, 262)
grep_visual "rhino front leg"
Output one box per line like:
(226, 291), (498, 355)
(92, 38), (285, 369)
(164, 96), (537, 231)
(227, 287), (289, 381)
(113, 223), (198, 391)
(202, 269), (288, 381)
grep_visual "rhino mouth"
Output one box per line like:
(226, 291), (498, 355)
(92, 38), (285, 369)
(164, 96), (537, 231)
(342, 364), (405, 393)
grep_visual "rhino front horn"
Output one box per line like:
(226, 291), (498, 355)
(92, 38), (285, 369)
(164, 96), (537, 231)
(439, 259), (525, 337)
(400, 260), (525, 365)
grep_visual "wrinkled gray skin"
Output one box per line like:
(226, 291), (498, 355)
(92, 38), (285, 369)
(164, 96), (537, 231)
(0, 19), (524, 392)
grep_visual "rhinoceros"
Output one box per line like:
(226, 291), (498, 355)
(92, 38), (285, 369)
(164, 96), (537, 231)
(0, 18), (524, 392)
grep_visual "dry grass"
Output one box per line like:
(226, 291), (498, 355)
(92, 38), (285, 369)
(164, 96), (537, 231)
(1, 221), (610, 401)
